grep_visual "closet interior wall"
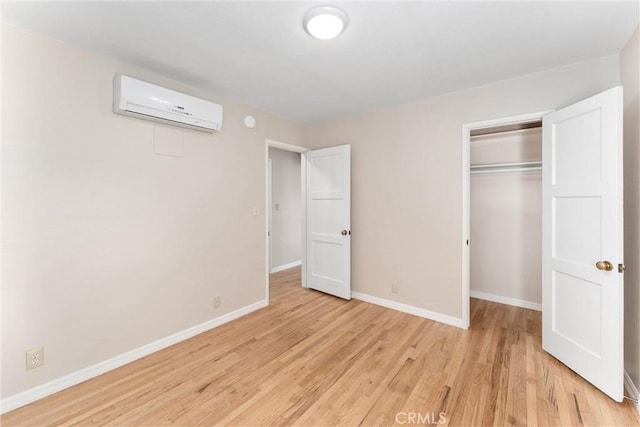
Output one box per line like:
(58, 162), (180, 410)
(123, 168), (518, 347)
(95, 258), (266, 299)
(470, 127), (543, 307)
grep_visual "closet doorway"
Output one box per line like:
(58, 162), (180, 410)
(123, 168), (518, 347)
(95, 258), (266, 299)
(470, 121), (543, 310)
(462, 87), (624, 402)
(461, 111), (550, 328)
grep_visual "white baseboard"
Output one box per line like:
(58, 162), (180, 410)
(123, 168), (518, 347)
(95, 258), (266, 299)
(270, 260), (302, 274)
(625, 370), (640, 413)
(470, 290), (542, 311)
(351, 291), (465, 329)
(0, 299), (268, 414)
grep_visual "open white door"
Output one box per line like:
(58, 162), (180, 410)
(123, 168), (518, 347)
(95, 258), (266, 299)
(542, 86), (623, 401)
(304, 144), (351, 299)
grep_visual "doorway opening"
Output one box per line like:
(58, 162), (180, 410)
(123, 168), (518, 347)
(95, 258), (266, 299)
(461, 88), (624, 401)
(265, 139), (307, 303)
(461, 111), (550, 328)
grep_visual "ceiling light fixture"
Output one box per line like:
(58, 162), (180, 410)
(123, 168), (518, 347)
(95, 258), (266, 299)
(303, 6), (348, 40)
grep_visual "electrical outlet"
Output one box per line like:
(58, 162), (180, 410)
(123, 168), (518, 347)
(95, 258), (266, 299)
(391, 282), (399, 294)
(213, 296), (221, 309)
(26, 347), (44, 370)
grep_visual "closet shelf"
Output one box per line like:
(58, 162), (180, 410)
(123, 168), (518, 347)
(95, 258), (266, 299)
(470, 161), (542, 175)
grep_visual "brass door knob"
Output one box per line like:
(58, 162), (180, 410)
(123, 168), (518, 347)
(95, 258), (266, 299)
(596, 261), (613, 271)
(341, 230), (348, 236)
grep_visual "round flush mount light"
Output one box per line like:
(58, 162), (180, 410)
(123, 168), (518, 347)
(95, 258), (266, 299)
(303, 6), (348, 40)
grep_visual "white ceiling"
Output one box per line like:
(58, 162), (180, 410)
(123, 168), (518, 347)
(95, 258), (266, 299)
(2, 1), (638, 124)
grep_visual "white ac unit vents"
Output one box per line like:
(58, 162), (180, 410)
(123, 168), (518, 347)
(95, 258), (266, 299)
(113, 75), (222, 132)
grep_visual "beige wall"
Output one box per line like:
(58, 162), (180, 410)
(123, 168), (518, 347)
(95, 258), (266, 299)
(0, 24), (307, 398)
(307, 55), (620, 319)
(268, 148), (302, 269)
(622, 26), (640, 389)
(470, 129), (542, 304)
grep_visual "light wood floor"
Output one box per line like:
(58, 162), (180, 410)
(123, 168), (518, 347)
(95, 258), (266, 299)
(3, 267), (639, 426)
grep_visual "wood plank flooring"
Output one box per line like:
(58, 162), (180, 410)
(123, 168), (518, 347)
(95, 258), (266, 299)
(2, 267), (639, 426)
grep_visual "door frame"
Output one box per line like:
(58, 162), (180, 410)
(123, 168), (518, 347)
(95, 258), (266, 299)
(265, 139), (308, 302)
(461, 111), (551, 328)
(268, 158), (273, 273)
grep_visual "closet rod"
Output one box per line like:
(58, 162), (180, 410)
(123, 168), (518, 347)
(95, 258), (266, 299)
(470, 161), (542, 170)
(471, 166), (541, 175)
(470, 161), (542, 175)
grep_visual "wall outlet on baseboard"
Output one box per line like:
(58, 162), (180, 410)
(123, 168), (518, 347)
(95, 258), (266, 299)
(391, 282), (399, 294)
(26, 347), (44, 370)
(213, 296), (221, 309)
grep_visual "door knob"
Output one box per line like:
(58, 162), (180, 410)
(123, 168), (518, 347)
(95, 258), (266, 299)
(341, 230), (348, 236)
(596, 260), (613, 271)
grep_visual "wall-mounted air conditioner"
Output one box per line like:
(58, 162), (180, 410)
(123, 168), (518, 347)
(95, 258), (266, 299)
(113, 75), (222, 132)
